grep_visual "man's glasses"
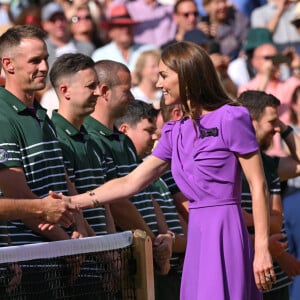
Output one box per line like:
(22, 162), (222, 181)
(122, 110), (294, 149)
(71, 15), (92, 23)
(179, 11), (199, 18)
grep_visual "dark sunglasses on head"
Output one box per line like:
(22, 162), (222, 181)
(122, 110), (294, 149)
(71, 15), (92, 23)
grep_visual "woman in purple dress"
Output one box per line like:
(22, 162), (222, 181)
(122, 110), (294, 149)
(67, 41), (275, 299)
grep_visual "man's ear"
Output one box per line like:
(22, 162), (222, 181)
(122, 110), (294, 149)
(2, 57), (14, 73)
(118, 123), (129, 134)
(59, 84), (70, 100)
(99, 84), (110, 101)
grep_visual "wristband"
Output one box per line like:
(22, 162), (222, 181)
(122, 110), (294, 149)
(281, 125), (293, 139)
(167, 230), (176, 245)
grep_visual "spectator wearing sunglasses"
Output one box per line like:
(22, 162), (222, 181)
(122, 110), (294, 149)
(70, 4), (103, 51)
(41, 2), (94, 73)
(161, 0), (201, 50)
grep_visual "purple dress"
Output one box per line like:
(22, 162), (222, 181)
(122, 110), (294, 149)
(152, 104), (262, 300)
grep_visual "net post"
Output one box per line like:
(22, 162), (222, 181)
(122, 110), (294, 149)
(132, 229), (154, 300)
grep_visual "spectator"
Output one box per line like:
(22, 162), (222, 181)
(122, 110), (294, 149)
(194, 0), (267, 18)
(162, 0), (201, 49)
(69, 4), (103, 51)
(13, 3), (42, 28)
(198, 0), (249, 59)
(131, 49), (162, 109)
(0, 0), (12, 25)
(228, 27), (274, 88)
(205, 40), (238, 97)
(91, 4), (156, 71)
(238, 43), (300, 156)
(182, 28), (209, 50)
(251, 0), (300, 53)
(41, 2), (94, 72)
(111, 0), (176, 47)
(291, 1), (300, 53)
(58, 0), (103, 26)
(238, 43), (300, 124)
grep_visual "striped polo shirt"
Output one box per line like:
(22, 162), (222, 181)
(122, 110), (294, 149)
(51, 111), (117, 236)
(0, 88), (68, 246)
(84, 116), (184, 270)
(241, 152), (291, 292)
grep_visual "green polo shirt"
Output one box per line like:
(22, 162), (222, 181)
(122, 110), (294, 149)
(52, 111), (114, 235)
(0, 87), (69, 245)
(84, 116), (184, 270)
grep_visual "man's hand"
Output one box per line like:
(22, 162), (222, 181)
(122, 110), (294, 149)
(153, 233), (172, 275)
(276, 251), (300, 278)
(6, 263), (22, 293)
(71, 210), (90, 239)
(41, 195), (77, 227)
(38, 191), (78, 231)
(269, 233), (288, 258)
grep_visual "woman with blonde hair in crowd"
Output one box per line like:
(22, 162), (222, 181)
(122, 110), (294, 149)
(131, 49), (162, 109)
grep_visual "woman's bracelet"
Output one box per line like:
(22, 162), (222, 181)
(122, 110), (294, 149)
(88, 191), (101, 208)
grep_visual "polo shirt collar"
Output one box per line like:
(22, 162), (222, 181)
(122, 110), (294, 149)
(85, 116), (119, 137)
(0, 87), (47, 121)
(52, 110), (88, 140)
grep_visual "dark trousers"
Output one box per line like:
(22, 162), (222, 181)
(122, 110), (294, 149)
(263, 285), (289, 300)
(155, 270), (182, 300)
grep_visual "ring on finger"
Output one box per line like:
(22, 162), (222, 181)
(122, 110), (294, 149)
(265, 274), (272, 280)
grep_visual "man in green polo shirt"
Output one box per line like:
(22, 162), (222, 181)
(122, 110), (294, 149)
(49, 53), (116, 236)
(0, 25), (86, 246)
(0, 25), (88, 298)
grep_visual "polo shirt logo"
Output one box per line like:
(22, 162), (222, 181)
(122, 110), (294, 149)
(0, 149), (8, 162)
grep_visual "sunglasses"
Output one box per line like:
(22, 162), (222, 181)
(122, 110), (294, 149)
(71, 15), (92, 23)
(179, 11), (199, 18)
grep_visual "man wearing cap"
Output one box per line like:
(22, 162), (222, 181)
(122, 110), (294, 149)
(91, 4), (156, 71)
(41, 2), (94, 72)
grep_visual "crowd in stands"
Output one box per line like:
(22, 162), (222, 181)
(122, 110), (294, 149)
(1, 0), (300, 299)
